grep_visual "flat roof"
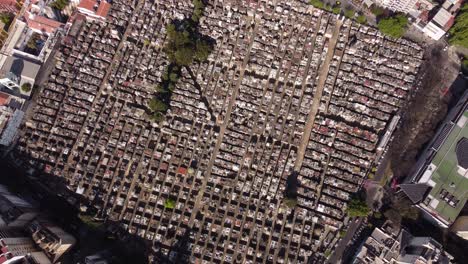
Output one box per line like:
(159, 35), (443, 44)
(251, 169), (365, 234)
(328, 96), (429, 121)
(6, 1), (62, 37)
(1, 55), (41, 81)
(422, 110), (468, 224)
(433, 8), (452, 27)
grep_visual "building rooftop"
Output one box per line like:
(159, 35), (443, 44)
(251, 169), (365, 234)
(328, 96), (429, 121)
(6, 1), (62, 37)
(1, 55), (41, 84)
(78, 0), (111, 19)
(415, 110), (468, 226)
(24, 12), (64, 35)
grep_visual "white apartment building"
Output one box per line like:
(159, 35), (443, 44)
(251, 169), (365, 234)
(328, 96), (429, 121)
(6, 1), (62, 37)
(374, 0), (418, 14)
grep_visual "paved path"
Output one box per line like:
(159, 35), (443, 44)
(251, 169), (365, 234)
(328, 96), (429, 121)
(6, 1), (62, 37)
(188, 19), (258, 227)
(294, 19), (343, 172)
(64, 0), (145, 172)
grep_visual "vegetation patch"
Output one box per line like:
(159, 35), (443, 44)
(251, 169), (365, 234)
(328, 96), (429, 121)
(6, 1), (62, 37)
(25, 33), (45, 55)
(344, 9), (355, 19)
(309, 0), (367, 25)
(79, 214), (104, 231)
(21, 82), (32, 93)
(377, 14), (408, 38)
(449, 3), (468, 48)
(383, 197), (419, 224)
(356, 14), (367, 24)
(164, 198), (176, 209)
(50, 0), (70, 10)
(147, 0), (213, 123)
(462, 57), (468, 74)
(0, 12), (14, 30)
(370, 5), (385, 17)
(309, 0), (325, 9)
(346, 193), (370, 217)
(339, 229), (346, 237)
(332, 6), (341, 15)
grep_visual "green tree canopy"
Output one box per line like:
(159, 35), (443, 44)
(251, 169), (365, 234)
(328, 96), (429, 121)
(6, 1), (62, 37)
(164, 21), (213, 66)
(357, 14), (367, 24)
(284, 197), (298, 208)
(50, 0), (69, 10)
(164, 198), (176, 209)
(148, 0), (213, 122)
(346, 195), (370, 217)
(0, 13), (13, 29)
(371, 5), (385, 17)
(148, 98), (168, 112)
(377, 14), (408, 38)
(449, 3), (468, 48)
(21, 83), (32, 93)
(344, 9), (355, 19)
(332, 6), (341, 15)
(309, 0), (324, 9)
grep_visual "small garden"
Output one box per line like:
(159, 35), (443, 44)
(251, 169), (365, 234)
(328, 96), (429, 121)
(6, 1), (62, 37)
(147, 0), (214, 123)
(448, 3), (468, 48)
(21, 83), (32, 93)
(0, 12), (14, 31)
(308, 0), (409, 39)
(24, 32), (46, 56)
(50, 0), (70, 11)
(309, 0), (367, 24)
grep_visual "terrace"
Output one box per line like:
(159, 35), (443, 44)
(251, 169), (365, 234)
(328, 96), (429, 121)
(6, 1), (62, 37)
(417, 110), (468, 226)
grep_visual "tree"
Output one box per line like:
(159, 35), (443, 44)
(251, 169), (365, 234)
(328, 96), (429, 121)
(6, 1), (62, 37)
(284, 197), (298, 208)
(195, 39), (212, 61)
(449, 3), (468, 48)
(309, 0), (324, 9)
(174, 45), (196, 66)
(339, 230), (346, 237)
(21, 83), (32, 93)
(148, 1), (213, 122)
(150, 111), (164, 123)
(346, 195), (370, 217)
(344, 9), (355, 19)
(0, 13), (13, 29)
(371, 5), (385, 17)
(50, 0), (69, 10)
(26, 33), (41, 51)
(164, 24), (213, 66)
(378, 14), (408, 38)
(169, 72), (179, 82)
(79, 214), (103, 231)
(357, 14), (367, 24)
(462, 58), (468, 74)
(148, 98), (168, 112)
(332, 6), (341, 15)
(164, 198), (176, 209)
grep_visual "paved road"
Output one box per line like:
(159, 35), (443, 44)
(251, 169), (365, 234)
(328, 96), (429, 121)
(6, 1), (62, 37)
(328, 218), (363, 264)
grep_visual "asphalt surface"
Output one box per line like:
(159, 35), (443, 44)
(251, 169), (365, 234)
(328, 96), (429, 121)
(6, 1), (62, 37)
(328, 218), (363, 264)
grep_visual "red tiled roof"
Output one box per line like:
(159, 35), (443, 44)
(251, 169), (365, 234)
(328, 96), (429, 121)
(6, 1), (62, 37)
(25, 12), (63, 34)
(0, 0), (18, 13)
(444, 16), (455, 31)
(0, 92), (9, 106)
(96, 1), (110, 18)
(78, 0), (96, 11)
(78, 0), (110, 18)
